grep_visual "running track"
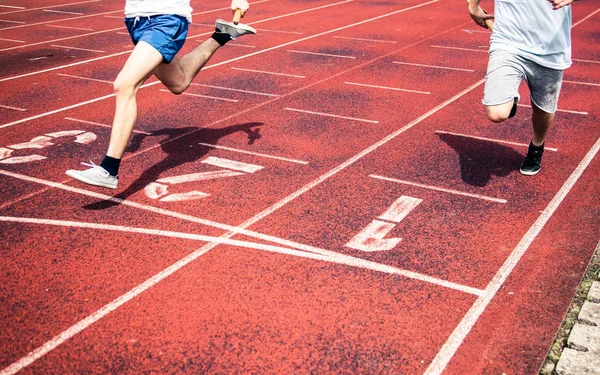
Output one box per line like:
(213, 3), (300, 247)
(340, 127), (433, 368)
(1, 0), (599, 374)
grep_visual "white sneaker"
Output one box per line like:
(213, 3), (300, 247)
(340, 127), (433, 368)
(215, 19), (256, 40)
(66, 162), (118, 189)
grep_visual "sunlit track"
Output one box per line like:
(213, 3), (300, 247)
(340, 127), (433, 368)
(1, 0), (599, 374)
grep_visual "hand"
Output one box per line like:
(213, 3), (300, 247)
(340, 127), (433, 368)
(548, 0), (573, 10)
(231, 0), (249, 16)
(468, 3), (494, 29)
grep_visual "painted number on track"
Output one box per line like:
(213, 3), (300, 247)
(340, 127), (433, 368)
(0, 130), (96, 164)
(345, 195), (422, 252)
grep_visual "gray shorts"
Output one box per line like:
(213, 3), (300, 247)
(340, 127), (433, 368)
(483, 49), (564, 113)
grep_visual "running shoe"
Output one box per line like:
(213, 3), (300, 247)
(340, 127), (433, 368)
(66, 162), (118, 189)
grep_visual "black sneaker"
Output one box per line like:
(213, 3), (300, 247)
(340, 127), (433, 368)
(520, 142), (544, 176)
(508, 97), (518, 118)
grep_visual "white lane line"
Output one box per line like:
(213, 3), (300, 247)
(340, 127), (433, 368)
(0, 0), (443, 131)
(0, 19), (25, 24)
(51, 44), (105, 53)
(573, 58), (600, 64)
(58, 73), (112, 84)
(0, 5), (26, 9)
(424, 135), (600, 374)
(285, 107), (379, 124)
(0, 104), (26, 111)
(393, 61), (475, 72)
(0, 26), (122, 52)
(160, 89), (239, 102)
(435, 130), (559, 152)
(231, 67), (305, 78)
(0, 0), (99, 15)
(563, 80), (600, 87)
(516, 103), (588, 115)
(43, 9), (84, 15)
(0, 213), (482, 375)
(254, 28), (303, 35)
(287, 49), (356, 59)
(64, 117), (152, 135)
(227, 43), (256, 48)
(0, 37), (24, 43)
(0, 50), (131, 83)
(370, 175), (507, 204)
(431, 45), (487, 53)
(0, 9), (119, 30)
(197, 143), (309, 165)
(333, 35), (397, 43)
(345, 81), (430, 95)
(190, 83), (279, 97)
(47, 24), (93, 31)
(572, 7), (600, 28)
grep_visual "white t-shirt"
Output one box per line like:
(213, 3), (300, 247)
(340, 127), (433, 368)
(490, 0), (572, 70)
(124, 0), (193, 23)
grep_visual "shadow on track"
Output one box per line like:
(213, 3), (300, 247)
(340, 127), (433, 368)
(83, 122), (263, 210)
(438, 132), (524, 187)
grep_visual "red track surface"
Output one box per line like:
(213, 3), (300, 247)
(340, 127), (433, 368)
(1, 0), (599, 374)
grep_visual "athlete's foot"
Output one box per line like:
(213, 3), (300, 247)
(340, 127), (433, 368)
(215, 19), (256, 40)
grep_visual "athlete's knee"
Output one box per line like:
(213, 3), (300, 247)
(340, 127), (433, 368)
(485, 107), (509, 123)
(113, 77), (137, 97)
(164, 82), (190, 95)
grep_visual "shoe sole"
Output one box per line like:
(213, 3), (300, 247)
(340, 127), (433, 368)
(66, 170), (118, 189)
(519, 168), (540, 176)
(215, 19), (256, 34)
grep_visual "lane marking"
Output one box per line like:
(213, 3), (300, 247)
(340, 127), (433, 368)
(572, 7), (600, 28)
(64, 117), (151, 135)
(0, 26), (123, 52)
(435, 130), (559, 152)
(190, 83), (279, 97)
(0, 50), (131, 83)
(516, 103), (588, 115)
(157, 170), (245, 184)
(0, 9), (119, 31)
(51, 44), (105, 53)
(285, 107), (379, 123)
(345, 81), (430, 95)
(0, 37), (25, 43)
(0, 104), (27, 112)
(231, 67), (305, 78)
(43, 10), (84, 15)
(431, 45), (487, 53)
(393, 61), (475, 72)
(47, 24), (93, 31)
(370, 175), (507, 204)
(227, 43), (256, 48)
(333, 35), (397, 43)
(202, 156), (263, 173)
(573, 58), (600, 64)
(0, 5), (26, 9)
(254, 28), (303, 35)
(160, 89), (239, 102)
(197, 143), (309, 164)
(563, 79), (600, 87)
(0, 0), (99, 15)
(425, 135), (600, 373)
(287, 49), (356, 59)
(0, 19), (25, 24)
(58, 73), (112, 84)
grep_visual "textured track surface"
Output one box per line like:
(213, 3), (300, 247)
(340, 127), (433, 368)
(1, 0), (599, 374)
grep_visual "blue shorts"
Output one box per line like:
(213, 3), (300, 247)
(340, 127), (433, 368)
(125, 15), (188, 63)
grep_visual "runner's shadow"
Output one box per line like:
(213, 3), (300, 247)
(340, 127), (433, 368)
(438, 132), (523, 187)
(84, 122), (263, 210)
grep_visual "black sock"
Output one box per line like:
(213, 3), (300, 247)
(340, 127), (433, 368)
(530, 141), (544, 150)
(100, 155), (121, 176)
(211, 31), (231, 46)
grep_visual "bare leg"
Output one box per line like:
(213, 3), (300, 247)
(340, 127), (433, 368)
(485, 99), (515, 123)
(106, 41), (164, 159)
(154, 38), (221, 94)
(531, 102), (553, 146)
